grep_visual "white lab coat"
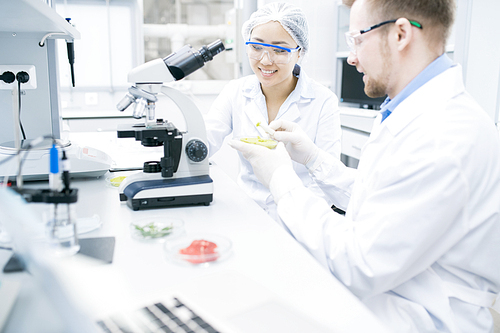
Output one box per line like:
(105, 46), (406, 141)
(271, 65), (500, 332)
(205, 66), (341, 221)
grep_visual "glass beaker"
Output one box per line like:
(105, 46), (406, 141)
(45, 203), (80, 256)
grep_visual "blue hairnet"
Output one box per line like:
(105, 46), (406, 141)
(242, 2), (309, 57)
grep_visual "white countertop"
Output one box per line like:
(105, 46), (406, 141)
(0, 131), (389, 333)
(340, 106), (379, 118)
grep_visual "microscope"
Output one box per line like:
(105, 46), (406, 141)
(116, 40), (224, 211)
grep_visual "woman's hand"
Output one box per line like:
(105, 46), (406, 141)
(229, 141), (292, 189)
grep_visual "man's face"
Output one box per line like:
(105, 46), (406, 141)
(347, 0), (392, 98)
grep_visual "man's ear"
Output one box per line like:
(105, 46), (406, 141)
(394, 17), (413, 51)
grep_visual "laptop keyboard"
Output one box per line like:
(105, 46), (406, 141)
(96, 297), (220, 333)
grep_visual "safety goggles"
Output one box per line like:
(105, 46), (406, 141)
(345, 19), (423, 55)
(245, 41), (300, 64)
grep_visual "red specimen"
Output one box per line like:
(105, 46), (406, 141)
(179, 239), (219, 264)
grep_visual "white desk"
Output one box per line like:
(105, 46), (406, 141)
(0, 131), (388, 332)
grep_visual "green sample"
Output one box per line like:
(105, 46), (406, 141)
(133, 222), (173, 238)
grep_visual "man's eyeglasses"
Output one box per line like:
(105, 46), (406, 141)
(345, 19), (423, 55)
(246, 41), (300, 64)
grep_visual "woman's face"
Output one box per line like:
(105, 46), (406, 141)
(248, 21), (300, 90)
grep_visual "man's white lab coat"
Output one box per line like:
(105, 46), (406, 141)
(272, 65), (500, 332)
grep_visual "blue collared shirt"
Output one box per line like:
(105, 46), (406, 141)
(379, 54), (454, 122)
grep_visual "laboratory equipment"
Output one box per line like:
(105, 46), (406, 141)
(0, 0), (112, 181)
(8, 145), (113, 262)
(45, 146), (79, 256)
(256, 121), (276, 136)
(12, 146), (80, 256)
(116, 40), (225, 210)
(44, 195), (80, 256)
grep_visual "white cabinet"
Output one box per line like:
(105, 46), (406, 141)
(341, 127), (367, 160)
(340, 108), (375, 160)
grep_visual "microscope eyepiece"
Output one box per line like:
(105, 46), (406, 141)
(163, 39), (225, 81)
(117, 40), (225, 113)
(199, 40), (226, 62)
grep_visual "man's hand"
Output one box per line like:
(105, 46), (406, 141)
(228, 140), (292, 189)
(269, 119), (319, 166)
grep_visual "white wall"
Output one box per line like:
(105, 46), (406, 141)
(455, 0), (500, 124)
(56, 0), (500, 181)
(261, 0), (337, 89)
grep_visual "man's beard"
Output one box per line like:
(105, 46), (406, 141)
(364, 35), (390, 98)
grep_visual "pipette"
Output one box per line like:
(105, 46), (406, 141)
(256, 122), (275, 137)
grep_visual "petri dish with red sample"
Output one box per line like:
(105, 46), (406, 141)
(163, 233), (232, 266)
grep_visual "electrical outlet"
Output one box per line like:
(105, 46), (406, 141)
(0, 65), (37, 90)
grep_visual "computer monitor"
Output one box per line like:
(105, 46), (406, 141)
(340, 58), (386, 109)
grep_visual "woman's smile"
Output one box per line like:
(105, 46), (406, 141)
(259, 68), (278, 77)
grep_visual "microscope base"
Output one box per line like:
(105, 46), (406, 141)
(120, 175), (213, 211)
(125, 193), (213, 211)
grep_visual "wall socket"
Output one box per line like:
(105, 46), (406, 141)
(0, 65), (37, 90)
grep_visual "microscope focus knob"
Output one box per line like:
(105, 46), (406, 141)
(144, 161), (161, 173)
(185, 139), (208, 162)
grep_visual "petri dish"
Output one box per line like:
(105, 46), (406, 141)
(42, 214), (102, 239)
(130, 217), (184, 243)
(239, 136), (278, 149)
(77, 214), (102, 235)
(163, 233), (232, 266)
(105, 175), (127, 188)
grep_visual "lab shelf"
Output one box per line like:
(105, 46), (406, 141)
(0, 0), (80, 38)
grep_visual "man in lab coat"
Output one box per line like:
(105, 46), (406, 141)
(230, 0), (500, 332)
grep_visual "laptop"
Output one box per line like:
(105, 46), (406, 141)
(0, 188), (340, 333)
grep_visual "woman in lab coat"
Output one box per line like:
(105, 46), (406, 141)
(204, 3), (341, 222)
